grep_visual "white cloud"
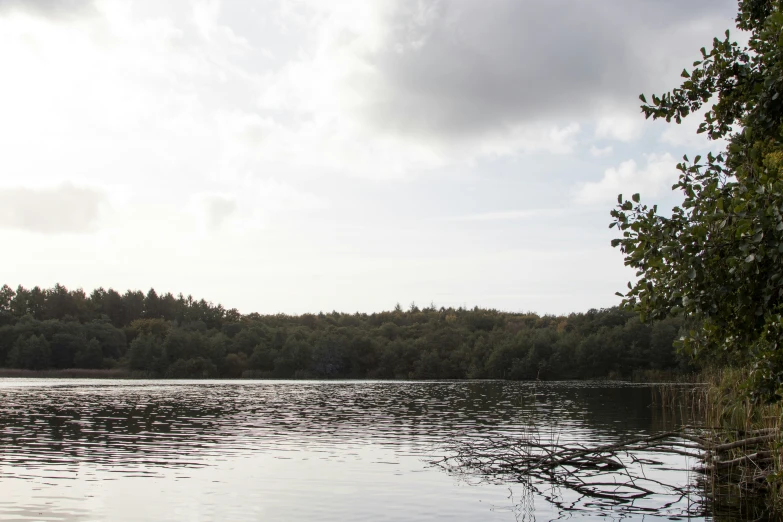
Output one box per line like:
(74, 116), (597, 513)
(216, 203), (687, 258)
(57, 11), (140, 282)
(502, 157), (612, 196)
(575, 153), (679, 205)
(204, 195), (239, 229)
(0, 184), (107, 234)
(595, 113), (644, 143)
(0, 0), (741, 315)
(252, 177), (327, 212)
(658, 106), (727, 152)
(0, 4), (235, 193)
(194, 177), (327, 232)
(443, 208), (570, 222)
(478, 123), (581, 157)
(589, 145), (613, 158)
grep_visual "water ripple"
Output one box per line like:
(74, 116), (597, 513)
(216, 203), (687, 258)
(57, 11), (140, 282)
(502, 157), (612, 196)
(0, 380), (702, 521)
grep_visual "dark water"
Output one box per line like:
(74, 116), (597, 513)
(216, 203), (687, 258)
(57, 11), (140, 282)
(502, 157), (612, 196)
(0, 380), (706, 521)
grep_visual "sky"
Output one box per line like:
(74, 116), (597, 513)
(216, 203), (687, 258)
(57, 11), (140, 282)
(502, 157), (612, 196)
(0, 0), (738, 315)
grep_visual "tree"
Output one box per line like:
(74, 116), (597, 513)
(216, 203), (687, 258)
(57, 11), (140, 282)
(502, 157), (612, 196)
(8, 334), (51, 370)
(50, 330), (86, 368)
(165, 357), (218, 378)
(127, 334), (164, 373)
(0, 283), (684, 380)
(27, 287), (46, 320)
(74, 339), (104, 369)
(45, 283), (77, 320)
(0, 285), (14, 326)
(143, 288), (161, 319)
(611, 0), (783, 399)
(122, 290), (145, 325)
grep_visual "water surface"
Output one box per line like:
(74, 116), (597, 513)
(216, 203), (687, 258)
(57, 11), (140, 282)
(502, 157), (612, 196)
(0, 380), (705, 521)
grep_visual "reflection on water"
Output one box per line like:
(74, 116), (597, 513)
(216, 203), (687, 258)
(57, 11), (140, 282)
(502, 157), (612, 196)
(0, 380), (707, 521)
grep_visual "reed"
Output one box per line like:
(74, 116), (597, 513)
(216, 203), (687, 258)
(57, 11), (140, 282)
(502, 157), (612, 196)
(702, 368), (783, 515)
(652, 368), (783, 518)
(0, 368), (133, 379)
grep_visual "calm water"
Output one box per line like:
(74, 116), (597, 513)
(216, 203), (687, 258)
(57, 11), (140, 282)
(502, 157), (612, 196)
(0, 380), (706, 521)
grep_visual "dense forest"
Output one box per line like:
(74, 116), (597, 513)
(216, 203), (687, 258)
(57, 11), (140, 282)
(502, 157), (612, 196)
(0, 284), (691, 379)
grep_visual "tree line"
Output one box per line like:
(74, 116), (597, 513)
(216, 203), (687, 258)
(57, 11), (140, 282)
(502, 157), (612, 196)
(0, 284), (691, 379)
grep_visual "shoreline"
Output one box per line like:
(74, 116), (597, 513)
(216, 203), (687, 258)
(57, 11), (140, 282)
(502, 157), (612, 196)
(0, 368), (700, 383)
(0, 368), (133, 379)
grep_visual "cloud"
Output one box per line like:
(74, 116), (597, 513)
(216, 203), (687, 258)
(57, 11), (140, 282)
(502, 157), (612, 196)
(0, 0), (257, 196)
(0, 0), (741, 316)
(575, 153), (679, 205)
(241, 0), (738, 174)
(658, 106), (727, 152)
(0, 184), (107, 233)
(269, 0), (735, 140)
(0, 0), (96, 18)
(195, 178), (327, 232)
(0, 0), (737, 190)
(590, 145), (613, 158)
(254, 177), (327, 212)
(443, 209), (569, 222)
(595, 114), (644, 143)
(205, 195), (238, 229)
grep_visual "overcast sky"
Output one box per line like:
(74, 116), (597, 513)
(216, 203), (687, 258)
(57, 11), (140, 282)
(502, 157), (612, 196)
(0, 0), (738, 315)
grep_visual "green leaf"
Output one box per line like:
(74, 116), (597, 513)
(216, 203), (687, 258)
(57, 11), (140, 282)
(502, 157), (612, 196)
(603, 5), (783, 401)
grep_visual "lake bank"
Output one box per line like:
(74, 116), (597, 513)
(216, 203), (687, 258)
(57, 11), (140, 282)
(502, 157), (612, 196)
(0, 368), (132, 379)
(0, 366), (700, 383)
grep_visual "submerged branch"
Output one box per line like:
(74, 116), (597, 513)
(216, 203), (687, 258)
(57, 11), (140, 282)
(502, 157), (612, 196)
(434, 428), (706, 509)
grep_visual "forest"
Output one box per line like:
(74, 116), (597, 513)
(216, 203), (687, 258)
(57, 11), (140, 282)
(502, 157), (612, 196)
(0, 284), (690, 380)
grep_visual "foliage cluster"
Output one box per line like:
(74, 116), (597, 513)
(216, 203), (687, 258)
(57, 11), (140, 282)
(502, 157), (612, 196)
(611, 0), (783, 400)
(0, 284), (688, 379)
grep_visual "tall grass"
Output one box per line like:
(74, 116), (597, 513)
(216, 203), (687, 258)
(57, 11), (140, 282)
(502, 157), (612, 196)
(702, 368), (783, 515)
(653, 367), (783, 518)
(0, 368), (133, 379)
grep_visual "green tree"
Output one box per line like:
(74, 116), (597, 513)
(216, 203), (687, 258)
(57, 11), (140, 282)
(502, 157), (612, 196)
(127, 334), (164, 373)
(50, 331), (86, 368)
(222, 352), (248, 377)
(0, 285), (14, 326)
(74, 339), (104, 369)
(9, 334), (51, 370)
(0, 283), (684, 380)
(611, 1), (783, 398)
(84, 319), (126, 359)
(249, 344), (275, 372)
(165, 357), (218, 378)
(122, 290), (145, 325)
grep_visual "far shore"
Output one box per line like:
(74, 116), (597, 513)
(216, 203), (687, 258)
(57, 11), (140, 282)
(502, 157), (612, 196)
(0, 368), (133, 379)
(0, 368), (700, 383)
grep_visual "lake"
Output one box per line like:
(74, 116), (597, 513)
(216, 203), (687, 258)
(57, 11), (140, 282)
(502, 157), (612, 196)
(0, 380), (710, 521)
